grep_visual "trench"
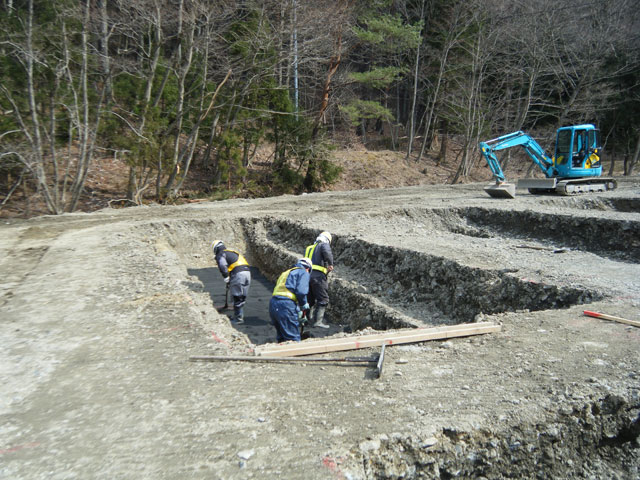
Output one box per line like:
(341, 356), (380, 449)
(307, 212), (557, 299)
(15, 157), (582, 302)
(141, 211), (637, 477)
(396, 206), (640, 263)
(145, 208), (616, 341)
(253, 216), (603, 330)
(187, 265), (343, 344)
(537, 196), (640, 214)
(358, 393), (639, 479)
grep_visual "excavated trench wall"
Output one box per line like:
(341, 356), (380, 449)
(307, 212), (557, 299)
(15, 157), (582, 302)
(136, 213), (608, 333)
(538, 196), (640, 214)
(359, 393), (639, 479)
(428, 206), (640, 263)
(258, 216), (603, 328)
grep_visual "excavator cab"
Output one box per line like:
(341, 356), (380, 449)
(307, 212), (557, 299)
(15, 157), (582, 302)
(553, 125), (602, 179)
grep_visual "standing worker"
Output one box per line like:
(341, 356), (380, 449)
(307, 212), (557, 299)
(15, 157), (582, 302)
(212, 240), (251, 324)
(269, 258), (312, 342)
(304, 231), (334, 329)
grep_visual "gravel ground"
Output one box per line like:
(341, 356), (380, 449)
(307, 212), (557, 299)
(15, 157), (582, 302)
(1, 179), (639, 479)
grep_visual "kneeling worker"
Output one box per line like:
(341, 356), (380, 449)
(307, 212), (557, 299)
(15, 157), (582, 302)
(269, 258), (312, 342)
(212, 240), (251, 324)
(304, 231), (334, 329)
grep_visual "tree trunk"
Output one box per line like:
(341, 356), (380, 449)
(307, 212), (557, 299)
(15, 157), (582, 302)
(162, 0), (195, 200)
(304, 29), (343, 191)
(69, 0), (105, 212)
(417, 37), (452, 162)
(405, 0), (425, 160)
(608, 153), (616, 176)
(24, 0), (56, 213)
(436, 119), (448, 166)
(627, 133), (640, 176)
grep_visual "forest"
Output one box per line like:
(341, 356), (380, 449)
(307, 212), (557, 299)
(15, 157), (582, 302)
(1, 0), (639, 215)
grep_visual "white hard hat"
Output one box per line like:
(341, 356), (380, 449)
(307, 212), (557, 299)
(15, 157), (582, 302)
(317, 231), (332, 244)
(299, 258), (312, 270)
(212, 240), (225, 254)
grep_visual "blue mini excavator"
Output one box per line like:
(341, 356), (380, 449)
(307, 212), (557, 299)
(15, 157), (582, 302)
(478, 124), (617, 198)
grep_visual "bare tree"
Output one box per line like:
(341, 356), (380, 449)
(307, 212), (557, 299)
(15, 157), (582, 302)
(1, 0), (108, 214)
(416, 1), (471, 163)
(404, 0), (426, 160)
(430, 2), (494, 183)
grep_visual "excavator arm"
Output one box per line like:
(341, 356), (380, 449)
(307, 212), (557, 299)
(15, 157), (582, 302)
(478, 131), (555, 198)
(479, 131), (555, 181)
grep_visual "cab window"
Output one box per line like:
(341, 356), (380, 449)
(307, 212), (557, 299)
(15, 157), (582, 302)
(573, 130), (586, 156)
(556, 130), (572, 157)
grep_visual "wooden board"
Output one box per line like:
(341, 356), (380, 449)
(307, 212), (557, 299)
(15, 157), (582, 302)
(256, 322), (501, 357)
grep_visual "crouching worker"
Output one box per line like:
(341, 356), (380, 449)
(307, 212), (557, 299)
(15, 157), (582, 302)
(269, 258), (312, 342)
(212, 240), (251, 324)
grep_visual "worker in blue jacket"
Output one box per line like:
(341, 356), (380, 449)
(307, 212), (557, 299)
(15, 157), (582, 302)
(269, 258), (312, 342)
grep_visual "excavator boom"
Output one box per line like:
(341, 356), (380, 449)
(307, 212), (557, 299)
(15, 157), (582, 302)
(479, 131), (554, 198)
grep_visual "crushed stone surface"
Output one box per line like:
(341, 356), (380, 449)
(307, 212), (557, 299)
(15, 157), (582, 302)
(1, 179), (639, 479)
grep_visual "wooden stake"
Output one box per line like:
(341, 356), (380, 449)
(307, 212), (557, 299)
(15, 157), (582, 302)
(583, 310), (640, 328)
(256, 322), (501, 357)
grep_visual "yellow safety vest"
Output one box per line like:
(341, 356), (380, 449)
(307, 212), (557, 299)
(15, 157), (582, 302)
(585, 153), (599, 169)
(272, 267), (301, 302)
(305, 243), (328, 274)
(225, 249), (249, 272)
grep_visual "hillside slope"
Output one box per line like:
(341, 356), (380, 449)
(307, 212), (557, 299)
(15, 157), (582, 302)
(1, 144), (534, 219)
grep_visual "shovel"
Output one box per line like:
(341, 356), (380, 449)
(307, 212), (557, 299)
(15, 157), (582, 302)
(216, 283), (229, 312)
(300, 309), (311, 340)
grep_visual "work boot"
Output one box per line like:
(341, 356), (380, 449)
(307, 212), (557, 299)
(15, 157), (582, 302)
(313, 305), (329, 329)
(232, 307), (244, 324)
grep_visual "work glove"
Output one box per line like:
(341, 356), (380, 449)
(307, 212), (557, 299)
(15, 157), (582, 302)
(224, 276), (230, 284)
(297, 310), (307, 324)
(301, 302), (310, 312)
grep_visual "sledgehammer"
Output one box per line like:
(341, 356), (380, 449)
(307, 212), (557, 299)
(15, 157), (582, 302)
(190, 346), (388, 379)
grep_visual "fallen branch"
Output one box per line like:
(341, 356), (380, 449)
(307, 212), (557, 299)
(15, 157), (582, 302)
(516, 244), (567, 253)
(108, 198), (139, 208)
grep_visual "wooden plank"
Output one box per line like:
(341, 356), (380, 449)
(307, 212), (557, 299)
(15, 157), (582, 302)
(262, 321), (498, 350)
(256, 322), (501, 357)
(583, 310), (640, 328)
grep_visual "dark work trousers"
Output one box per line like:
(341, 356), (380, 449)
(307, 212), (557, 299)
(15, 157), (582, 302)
(308, 272), (329, 307)
(269, 296), (301, 342)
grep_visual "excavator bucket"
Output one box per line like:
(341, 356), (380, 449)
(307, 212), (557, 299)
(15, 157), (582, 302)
(484, 182), (516, 199)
